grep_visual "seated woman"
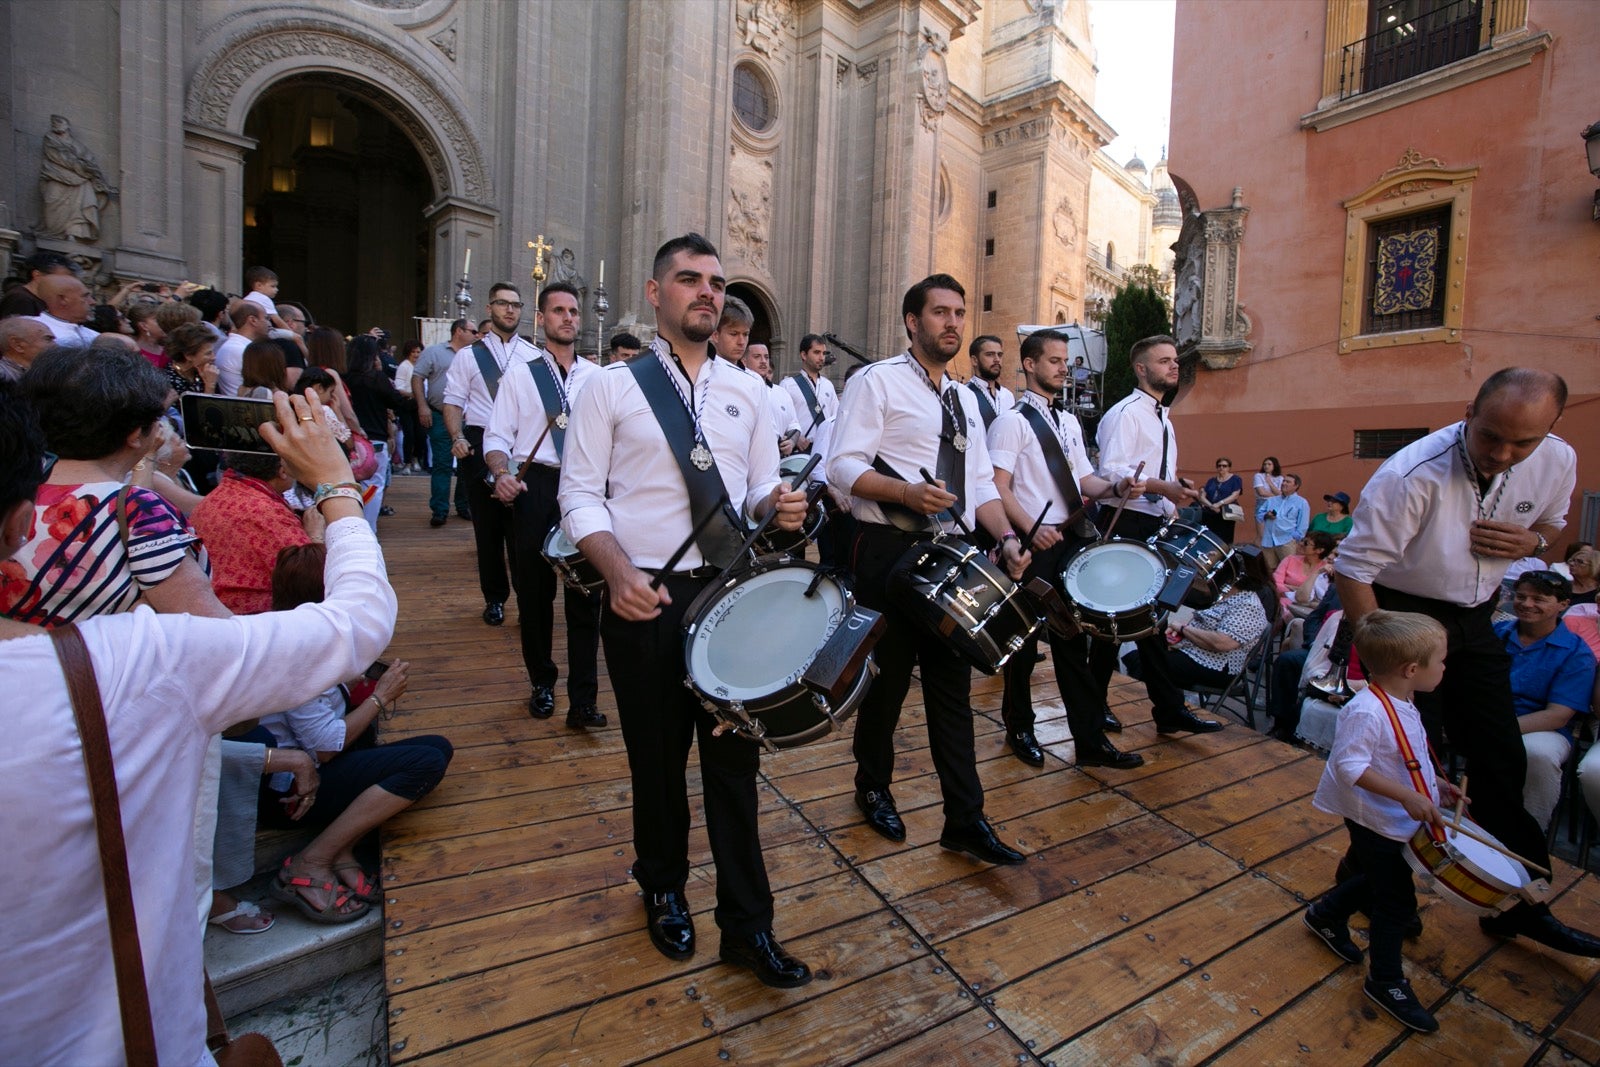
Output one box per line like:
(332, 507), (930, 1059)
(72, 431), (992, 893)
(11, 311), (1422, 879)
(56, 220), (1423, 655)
(190, 449), (322, 614)
(1567, 547), (1599, 606)
(1274, 531), (1337, 621)
(1128, 550), (1278, 695)
(1308, 491), (1353, 540)
(255, 543), (452, 923)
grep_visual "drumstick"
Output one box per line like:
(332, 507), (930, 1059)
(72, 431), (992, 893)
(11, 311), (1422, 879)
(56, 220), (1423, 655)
(705, 452), (825, 586)
(919, 467), (975, 541)
(1023, 502), (1052, 549)
(1452, 775), (1468, 833)
(509, 420), (557, 490)
(1447, 819), (1552, 879)
(1098, 461), (1147, 542)
(649, 502), (728, 591)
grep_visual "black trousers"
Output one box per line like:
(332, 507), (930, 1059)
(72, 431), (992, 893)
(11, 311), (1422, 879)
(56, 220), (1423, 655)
(1096, 508), (1188, 720)
(1374, 584), (1548, 869)
(1001, 537), (1118, 751)
(850, 523), (984, 828)
(602, 574), (773, 936)
(510, 465), (600, 706)
(1317, 820), (1416, 982)
(462, 425), (513, 605)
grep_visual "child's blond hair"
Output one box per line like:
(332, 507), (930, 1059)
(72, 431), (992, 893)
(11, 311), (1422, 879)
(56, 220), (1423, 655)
(1352, 609), (1447, 677)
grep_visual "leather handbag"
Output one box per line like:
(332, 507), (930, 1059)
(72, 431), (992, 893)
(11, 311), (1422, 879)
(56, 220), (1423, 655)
(49, 625), (284, 1067)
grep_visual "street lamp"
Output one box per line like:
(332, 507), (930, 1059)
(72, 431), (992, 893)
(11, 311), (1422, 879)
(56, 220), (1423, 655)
(1584, 121), (1600, 221)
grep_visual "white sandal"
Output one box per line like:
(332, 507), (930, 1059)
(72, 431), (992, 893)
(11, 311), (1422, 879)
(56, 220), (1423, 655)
(208, 898), (275, 935)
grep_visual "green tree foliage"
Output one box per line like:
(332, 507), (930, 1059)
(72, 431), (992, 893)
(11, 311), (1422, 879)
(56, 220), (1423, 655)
(1101, 283), (1173, 411)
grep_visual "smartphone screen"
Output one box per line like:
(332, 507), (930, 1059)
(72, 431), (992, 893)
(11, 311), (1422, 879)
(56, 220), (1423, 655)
(364, 661), (390, 681)
(180, 393), (277, 455)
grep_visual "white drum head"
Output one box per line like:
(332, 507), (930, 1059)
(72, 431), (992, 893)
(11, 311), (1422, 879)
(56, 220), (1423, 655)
(688, 567), (847, 701)
(1445, 824), (1527, 889)
(1063, 542), (1168, 611)
(545, 526), (579, 556)
(780, 455), (811, 481)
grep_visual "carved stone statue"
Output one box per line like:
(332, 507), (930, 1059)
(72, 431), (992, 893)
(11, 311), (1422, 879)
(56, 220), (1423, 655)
(551, 247), (586, 293)
(38, 115), (116, 241)
(917, 29), (950, 132)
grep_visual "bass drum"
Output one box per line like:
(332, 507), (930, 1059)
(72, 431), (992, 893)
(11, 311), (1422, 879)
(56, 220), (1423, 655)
(684, 560), (877, 748)
(886, 538), (1040, 674)
(1150, 521), (1242, 608)
(1059, 539), (1169, 641)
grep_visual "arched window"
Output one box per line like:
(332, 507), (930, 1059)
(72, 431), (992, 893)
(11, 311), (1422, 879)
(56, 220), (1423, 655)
(1105, 242), (1116, 269)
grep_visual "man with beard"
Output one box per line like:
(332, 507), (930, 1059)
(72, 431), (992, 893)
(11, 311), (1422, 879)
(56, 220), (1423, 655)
(484, 282), (604, 728)
(560, 233), (813, 987)
(965, 334), (1014, 429)
(1335, 367), (1600, 958)
(828, 273), (1030, 864)
(989, 329), (1145, 770)
(781, 333), (836, 454)
(1095, 335), (1219, 736)
(745, 343), (801, 455)
(444, 283), (529, 626)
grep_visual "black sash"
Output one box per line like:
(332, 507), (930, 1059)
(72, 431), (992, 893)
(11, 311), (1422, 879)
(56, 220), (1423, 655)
(966, 380), (998, 428)
(789, 372), (826, 426)
(627, 354), (745, 568)
(1017, 402), (1098, 539)
(525, 357), (568, 458)
(471, 341), (507, 401)
(936, 387), (968, 519)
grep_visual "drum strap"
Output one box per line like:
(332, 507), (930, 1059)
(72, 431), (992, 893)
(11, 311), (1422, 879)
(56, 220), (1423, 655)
(870, 457), (936, 534)
(471, 341), (507, 401)
(789, 372), (826, 426)
(525, 357), (568, 458)
(1017, 403), (1097, 539)
(966, 380), (998, 428)
(1371, 683), (1446, 843)
(627, 354), (746, 568)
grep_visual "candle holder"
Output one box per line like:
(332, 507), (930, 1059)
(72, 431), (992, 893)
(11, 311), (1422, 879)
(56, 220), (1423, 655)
(593, 283), (610, 363)
(453, 274), (473, 318)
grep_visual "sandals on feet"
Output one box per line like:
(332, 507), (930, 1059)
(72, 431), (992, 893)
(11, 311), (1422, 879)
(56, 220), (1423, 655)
(208, 898), (275, 935)
(335, 863), (381, 904)
(271, 856), (370, 925)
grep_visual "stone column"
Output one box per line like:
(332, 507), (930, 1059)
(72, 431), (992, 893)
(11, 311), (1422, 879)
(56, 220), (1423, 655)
(181, 124), (255, 291)
(424, 197), (497, 322)
(114, 0), (187, 282)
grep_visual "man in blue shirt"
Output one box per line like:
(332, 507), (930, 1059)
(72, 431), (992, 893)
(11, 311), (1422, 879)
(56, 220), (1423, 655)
(1257, 472), (1310, 568)
(1496, 570), (1596, 831)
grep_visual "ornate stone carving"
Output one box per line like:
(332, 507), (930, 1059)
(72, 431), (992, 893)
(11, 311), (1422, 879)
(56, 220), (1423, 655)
(1380, 147), (1445, 182)
(1052, 197), (1079, 249)
(551, 247), (587, 294)
(836, 56), (851, 87)
(38, 115), (118, 242)
(738, 0), (795, 59)
(185, 14), (489, 202)
(726, 175), (772, 272)
(428, 21), (457, 62)
(856, 59), (879, 81)
(1173, 188), (1252, 370)
(916, 28), (949, 132)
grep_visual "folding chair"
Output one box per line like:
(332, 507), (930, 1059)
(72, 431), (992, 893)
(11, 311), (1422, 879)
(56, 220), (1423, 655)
(1192, 621), (1278, 729)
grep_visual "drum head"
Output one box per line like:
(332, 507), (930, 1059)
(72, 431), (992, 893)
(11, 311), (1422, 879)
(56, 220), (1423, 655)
(687, 566), (847, 703)
(543, 526), (579, 556)
(779, 454), (812, 481)
(1443, 824), (1527, 889)
(1062, 541), (1168, 611)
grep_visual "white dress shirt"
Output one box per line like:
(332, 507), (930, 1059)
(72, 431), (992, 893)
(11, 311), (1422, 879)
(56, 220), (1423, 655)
(1335, 422), (1575, 608)
(1312, 686), (1438, 841)
(34, 312), (96, 348)
(483, 349), (598, 470)
(1097, 388), (1179, 520)
(828, 353), (1001, 533)
(781, 370), (839, 436)
(986, 391), (1093, 526)
(966, 378), (1016, 422)
(560, 340), (780, 570)
(442, 332), (537, 428)
(766, 380), (801, 439)
(0, 518), (394, 1067)
(213, 331), (250, 397)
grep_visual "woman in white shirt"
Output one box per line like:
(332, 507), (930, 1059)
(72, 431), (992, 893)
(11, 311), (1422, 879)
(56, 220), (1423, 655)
(1253, 455), (1284, 501)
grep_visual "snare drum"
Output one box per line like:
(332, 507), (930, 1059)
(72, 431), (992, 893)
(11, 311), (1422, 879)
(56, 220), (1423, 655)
(684, 560), (878, 748)
(1150, 521), (1242, 608)
(541, 526), (604, 592)
(751, 502), (827, 557)
(1403, 819), (1540, 916)
(886, 538), (1040, 674)
(1059, 539), (1169, 641)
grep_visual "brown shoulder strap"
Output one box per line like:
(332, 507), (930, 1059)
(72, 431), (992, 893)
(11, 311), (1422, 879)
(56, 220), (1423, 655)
(49, 625), (159, 1064)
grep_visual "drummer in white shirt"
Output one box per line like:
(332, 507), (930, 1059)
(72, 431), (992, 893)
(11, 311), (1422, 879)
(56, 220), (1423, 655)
(483, 281), (603, 729)
(964, 334), (1015, 429)
(745, 342), (802, 455)
(559, 233), (813, 988)
(828, 273), (1029, 865)
(1335, 366), (1600, 958)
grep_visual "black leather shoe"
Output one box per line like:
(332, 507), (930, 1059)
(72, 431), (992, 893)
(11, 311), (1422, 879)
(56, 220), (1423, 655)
(644, 890), (695, 960)
(379, 505), (396, 517)
(1007, 729), (1045, 767)
(855, 789), (906, 843)
(1076, 738), (1144, 769)
(429, 514), (447, 528)
(1154, 707), (1225, 735)
(1304, 907), (1363, 965)
(940, 817), (1025, 865)
(528, 685), (555, 719)
(720, 930), (812, 988)
(566, 703), (607, 729)
(1481, 903), (1600, 957)
(1102, 709), (1124, 733)
(457, 508), (473, 521)
(482, 601), (504, 626)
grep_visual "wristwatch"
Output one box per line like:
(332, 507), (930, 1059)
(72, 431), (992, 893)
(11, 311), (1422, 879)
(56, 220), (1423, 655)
(1534, 530), (1550, 556)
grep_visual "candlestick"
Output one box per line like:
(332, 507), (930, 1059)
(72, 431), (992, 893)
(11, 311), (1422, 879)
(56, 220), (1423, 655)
(599, 259), (604, 286)
(463, 248), (471, 276)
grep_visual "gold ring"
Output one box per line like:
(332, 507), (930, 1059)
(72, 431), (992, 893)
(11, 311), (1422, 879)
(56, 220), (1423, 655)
(299, 415), (315, 422)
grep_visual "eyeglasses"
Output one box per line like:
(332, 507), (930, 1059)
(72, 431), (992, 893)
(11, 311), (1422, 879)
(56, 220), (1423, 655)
(489, 300), (525, 310)
(1518, 570), (1572, 596)
(1216, 463), (1231, 469)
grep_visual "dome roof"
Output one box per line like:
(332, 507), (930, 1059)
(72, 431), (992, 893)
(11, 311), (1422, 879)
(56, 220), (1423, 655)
(1124, 153), (1147, 173)
(1154, 185), (1181, 229)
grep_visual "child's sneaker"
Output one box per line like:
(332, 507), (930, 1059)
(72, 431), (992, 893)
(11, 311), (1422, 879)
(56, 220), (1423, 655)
(1304, 906), (1364, 964)
(1363, 977), (1438, 1033)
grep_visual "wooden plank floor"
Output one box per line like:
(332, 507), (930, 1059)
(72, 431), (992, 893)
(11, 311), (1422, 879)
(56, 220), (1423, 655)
(372, 476), (1600, 1065)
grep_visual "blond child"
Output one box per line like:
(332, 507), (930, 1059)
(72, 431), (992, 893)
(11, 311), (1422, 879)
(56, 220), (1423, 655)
(1305, 609), (1465, 1033)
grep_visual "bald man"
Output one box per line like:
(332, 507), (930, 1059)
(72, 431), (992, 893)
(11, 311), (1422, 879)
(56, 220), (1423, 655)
(0, 316), (52, 382)
(34, 274), (95, 346)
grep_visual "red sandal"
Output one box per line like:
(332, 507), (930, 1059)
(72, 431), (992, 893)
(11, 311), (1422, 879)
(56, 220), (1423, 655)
(271, 856), (370, 924)
(335, 863), (381, 904)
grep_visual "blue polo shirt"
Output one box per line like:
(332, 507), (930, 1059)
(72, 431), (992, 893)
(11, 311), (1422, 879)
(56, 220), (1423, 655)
(1495, 618), (1596, 739)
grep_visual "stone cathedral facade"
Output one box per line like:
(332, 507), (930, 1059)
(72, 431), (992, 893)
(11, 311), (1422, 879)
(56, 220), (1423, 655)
(1, 0), (1139, 380)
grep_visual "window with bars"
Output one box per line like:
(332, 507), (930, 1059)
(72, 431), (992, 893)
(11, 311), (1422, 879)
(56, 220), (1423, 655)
(1362, 204), (1449, 336)
(732, 64), (774, 132)
(1353, 428), (1429, 459)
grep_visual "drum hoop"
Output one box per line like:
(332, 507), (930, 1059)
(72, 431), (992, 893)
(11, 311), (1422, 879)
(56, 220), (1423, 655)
(686, 564), (850, 703)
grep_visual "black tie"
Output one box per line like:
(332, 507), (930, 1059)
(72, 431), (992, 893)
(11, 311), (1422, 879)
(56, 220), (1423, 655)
(1157, 402), (1169, 481)
(935, 387), (966, 520)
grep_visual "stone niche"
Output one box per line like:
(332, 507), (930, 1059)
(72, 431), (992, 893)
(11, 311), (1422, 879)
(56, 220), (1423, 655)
(1171, 181), (1252, 370)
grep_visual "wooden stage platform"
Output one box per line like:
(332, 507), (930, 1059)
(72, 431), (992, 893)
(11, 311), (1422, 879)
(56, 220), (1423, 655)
(373, 476), (1600, 1065)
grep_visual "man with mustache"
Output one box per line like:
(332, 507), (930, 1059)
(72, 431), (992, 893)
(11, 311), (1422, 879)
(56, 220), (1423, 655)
(827, 273), (1030, 864)
(560, 233), (813, 987)
(1335, 367), (1600, 958)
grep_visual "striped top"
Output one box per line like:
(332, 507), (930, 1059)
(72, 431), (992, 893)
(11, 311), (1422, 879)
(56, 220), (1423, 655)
(0, 481), (205, 628)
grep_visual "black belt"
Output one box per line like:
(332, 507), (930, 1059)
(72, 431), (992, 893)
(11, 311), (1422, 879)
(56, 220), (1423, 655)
(662, 565), (720, 579)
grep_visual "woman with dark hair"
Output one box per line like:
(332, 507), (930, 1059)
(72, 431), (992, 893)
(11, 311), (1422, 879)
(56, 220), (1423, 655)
(394, 338), (426, 472)
(1126, 549), (1278, 700)
(305, 325), (347, 374)
(1253, 456), (1283, 502)
(86, 303), (131, 337)
(238, 338), (289, 398)
(1309, 491), (1354, 540)
(163, 321), (218, 398)
(1275, 529), (1338, 619)
(251, 542), (450, 923)
(127, 300), (167, 369)
(345, 334), (410, 523)
(1200, 457), (1243, 544)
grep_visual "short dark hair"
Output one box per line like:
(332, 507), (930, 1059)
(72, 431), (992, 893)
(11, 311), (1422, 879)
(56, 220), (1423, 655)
(0, 380), (48, 518)
(901, 274), (965, 339)
(292, 366), (336, 395)
(1515, 570), (1574, 602)
(87, 304), (124, 334)
(487, 280), (522, 300)
(609, 331), (642, 352)
(22, 250), (76, 280)
(1129, 335), (1177, 364)
(400, 338), (424, 358)
(476, 318), (492, 334)
(346, 334), (383, 379)
(240, 339), (288, 392)
(271, 543), (327, 611)
(449, 318), (471, 336)
(22, 344), (169, 460)
(188, 288), (229, 324)
(243, 266), (278, 289)
(799, 333), (827, 354)
(968, 334), (1002, 357)
(1304, 531), (1338, 559)
(539, 281), (580, 313)
(220, 449), (284, 481)
(1283, 472), (1302, 489)
(1474, 367), (1568, 415)
(1020, 329), (1070, 365)
(652, 233), (720, 282)
(163, 323), (215, 367)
